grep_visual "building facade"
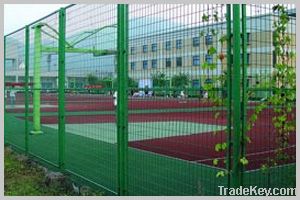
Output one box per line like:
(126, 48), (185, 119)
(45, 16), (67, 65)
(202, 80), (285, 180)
(5, 10), (296, 91)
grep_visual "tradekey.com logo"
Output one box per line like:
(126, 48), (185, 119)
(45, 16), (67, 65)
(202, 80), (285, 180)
(218, 186), (296, 196)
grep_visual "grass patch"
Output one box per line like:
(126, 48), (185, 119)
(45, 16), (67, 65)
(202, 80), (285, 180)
(4, 146), (103, 196)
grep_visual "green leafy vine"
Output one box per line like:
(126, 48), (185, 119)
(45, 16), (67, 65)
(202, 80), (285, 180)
(207, 4), (295, 177)
(246, 4), (296, 172)
(200, 9), (230, 177)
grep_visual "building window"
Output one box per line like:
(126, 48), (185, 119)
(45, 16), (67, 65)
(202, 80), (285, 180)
(152, 59), (158, 68)
(131, 62), (136, 71)
(192, 80), (200, 88)
(166, 58), (171, 67)
(205, 34), (213, 45)
(247, 33), (251, 45)
(143, 60), (148, 69)
(247, 53), (250, 64)
(205, 54), (213, 64)
(165, 41), (171, 50)
(192, 55), (200, 66)
(241, 33), (251, 45)
(240, 53), (250, 64)
(152, 43), (157, 52)
(130, 47), (135, 55)
(205, 78), (213, 85)
(143, 45), (148, 53)
(176, 57), (182, 67)
(192, 37), (200, 47)
(245, 53), (250, 64)
(176, 39), (182, 49)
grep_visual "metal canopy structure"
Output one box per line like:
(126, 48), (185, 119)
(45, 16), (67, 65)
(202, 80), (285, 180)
(30, 22), (117, 134)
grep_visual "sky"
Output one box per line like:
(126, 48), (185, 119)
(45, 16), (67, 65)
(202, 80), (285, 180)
(4, 4), (229, 36)
(4, 4), (283, 36)
(4, 4), (68, 35)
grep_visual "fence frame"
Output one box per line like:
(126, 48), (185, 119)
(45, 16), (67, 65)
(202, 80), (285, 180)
(117, 4), (129, 196)
(241, 4), (247, 185)
(4, 3), (295, 195)
(4, 35), (7, 145)
(25, 25), (30, 154)
(225, 4), (232, 188)
(58, 7), (66, 170)
(231, 4), (242, 188)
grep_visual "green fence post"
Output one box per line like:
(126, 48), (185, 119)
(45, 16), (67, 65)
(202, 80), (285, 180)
(117, 4), (129, 196)
(58, 7), (66, 169)
(31, 24), (43, 135)
(4, 36), (7, 145)
(232, 4), (242, 188)
(25, 26), (30, 153)
(225, 4), (232, 188)
(241, 4), (247, 185)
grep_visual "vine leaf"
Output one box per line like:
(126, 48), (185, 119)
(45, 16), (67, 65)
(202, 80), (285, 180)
(219, 35), (227, 44)
(215, 143), (222, 152)
(208, 63), (217, 70)
(260, 164), (269, 173)
(214, 112), (220, 119)
(211, 29), (217, 36)
(213, 158), (219, 166)
(216, 170), (225, 178)
(213, 11), (219, 22)
(218, 53), (225, 61)
(240, 157), (249, 166)
(202, 14), (210, 22)
(244, 136), (251, 144)
(221, 142), (227, 150)
(208, 46), (217, 55)
(200, 31), (205, 37)
(202, 62), (209, 70)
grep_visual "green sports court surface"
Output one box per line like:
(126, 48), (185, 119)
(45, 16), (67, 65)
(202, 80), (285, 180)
(5, 114), (296, 195)
(44, 121), (226, 144)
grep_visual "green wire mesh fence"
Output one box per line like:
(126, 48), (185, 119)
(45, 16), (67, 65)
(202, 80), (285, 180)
(4, 4), (296, 196)
(242, 4), (296, 189)
(64, 4), (118, 193)
(127, 4), (228, 195)
(5, 29), (26, 150)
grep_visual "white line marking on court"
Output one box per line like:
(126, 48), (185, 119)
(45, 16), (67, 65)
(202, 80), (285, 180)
(44, 121), (226, 144)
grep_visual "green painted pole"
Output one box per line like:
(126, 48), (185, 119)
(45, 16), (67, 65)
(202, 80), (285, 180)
(4, 36), (7, 144)
(25, 26), (30, 153)
(58, 8), (66, 169)
(241, 4), (247, 185)
(31, 24), (43, 134)
(42, 46), (116, 55)
(117, 4), (129, 196)
(232, 4), (242, 188)
(225, 4), (232, 188)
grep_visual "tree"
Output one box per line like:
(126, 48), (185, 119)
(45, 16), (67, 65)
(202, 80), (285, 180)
(171, 73), (190, 89)
(128, 77), (138, 88)
(87, 74), (98, 85)
(152, 72), (168, 88)
(113, 77), (138, 89)
(98, 77), (113, 88)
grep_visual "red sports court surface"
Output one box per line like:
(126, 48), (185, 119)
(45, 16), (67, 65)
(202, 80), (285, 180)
(7, 93), (296, 171)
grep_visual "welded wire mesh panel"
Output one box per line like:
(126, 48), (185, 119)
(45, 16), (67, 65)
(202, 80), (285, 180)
(4, 3), (296, 196)
(64, 4), (118, 193)
(243, 4), (296, 188)
(127, 4), (228, 195)
(5, 29), (26, 150)
(27, 12), (60, 165)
